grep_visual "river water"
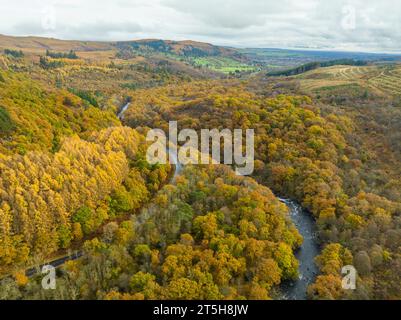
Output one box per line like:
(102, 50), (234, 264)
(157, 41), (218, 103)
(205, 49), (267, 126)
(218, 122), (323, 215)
(118, 102), (320, 300)
(279, 198), (320, 300)
(118, 102), (130, 120)
(167, 148), (183, 180)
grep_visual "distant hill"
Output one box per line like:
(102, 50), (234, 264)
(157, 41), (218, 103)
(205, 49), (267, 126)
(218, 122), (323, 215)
(0, 34), (241, 58)
(0, 34), (112, 52)
(242, 48), (401, 72)
(116, 39), (242, 58)
(266, 59), (368, 77)
(1, 34), (400, 75)
(0, 35), (251, 75)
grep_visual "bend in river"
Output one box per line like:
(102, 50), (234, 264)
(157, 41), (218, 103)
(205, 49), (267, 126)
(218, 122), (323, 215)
(119, 101), (320, 300)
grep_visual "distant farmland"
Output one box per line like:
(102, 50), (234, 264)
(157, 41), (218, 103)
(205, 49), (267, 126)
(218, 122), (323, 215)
(294, 64), (401, 97)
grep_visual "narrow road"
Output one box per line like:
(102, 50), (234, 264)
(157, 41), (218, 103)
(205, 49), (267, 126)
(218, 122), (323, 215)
(15, 101), (320, 299)
(117, 101), (320, 299)
(25, 252), (83, 277)
(20, 98), (182, 278)
(11, 102), (178, 279)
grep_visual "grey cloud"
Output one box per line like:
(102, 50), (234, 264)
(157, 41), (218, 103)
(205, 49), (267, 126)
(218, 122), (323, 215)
(1, 0), (401, 52)
(13, 21), (48, 35)
(12, 20), (143, 41)
(162, 0), (309, 29)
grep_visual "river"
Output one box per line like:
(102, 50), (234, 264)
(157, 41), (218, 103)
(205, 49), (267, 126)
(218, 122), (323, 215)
(15, 102), (321, 299)
(167, 148), (183, 180)
(119, 102), (320, 300)
(118, 102), (130, 120)
(278, 198), (320, 300)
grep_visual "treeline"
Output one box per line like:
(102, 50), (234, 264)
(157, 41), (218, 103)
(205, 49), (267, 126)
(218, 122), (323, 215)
(267, 59), (368, 77)
(68, 88), (99, 107)
(39, 56), (64, 69)
(39, 51), (78, 69)
(4, 49), (24, 58)
(0, 106), (15, 134)
(116, 47), (136, 60)
(46, 50), (78, 59)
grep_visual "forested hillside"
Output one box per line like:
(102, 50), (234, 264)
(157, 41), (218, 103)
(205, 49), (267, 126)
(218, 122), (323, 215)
(0, 36), (400, 300)
(0, 69), (118, 155)
(1, 164), (303, 299)
(121, 81), (401, 299)
(0, 125), (171, 275)
(0, 58), (172, 275)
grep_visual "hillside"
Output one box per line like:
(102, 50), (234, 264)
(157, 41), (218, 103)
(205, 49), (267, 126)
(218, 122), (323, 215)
(116, 39), (239, 57)
(0, 69), (121, 154)
(0, 34), (113, 52)
(0, 34), (240, 59)
(293, 63), (401, 97)
(0, 35), (251, 75)
(243, 48), (401, 71)
(2, 34), (400, 76)
(127, 79), (401, 300)
(0, 34), (401, 300)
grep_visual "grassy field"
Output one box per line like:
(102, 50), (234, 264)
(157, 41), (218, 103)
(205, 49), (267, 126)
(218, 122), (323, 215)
(295, 64), (401, 97)
(192, 56), (258, 74)
(367, 65), (401, 95)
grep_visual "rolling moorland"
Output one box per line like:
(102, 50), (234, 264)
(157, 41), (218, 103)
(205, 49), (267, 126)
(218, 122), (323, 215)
(0, 34), (400, 300)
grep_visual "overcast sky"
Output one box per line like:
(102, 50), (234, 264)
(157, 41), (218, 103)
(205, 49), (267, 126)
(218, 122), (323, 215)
(1, 0), (400, 52)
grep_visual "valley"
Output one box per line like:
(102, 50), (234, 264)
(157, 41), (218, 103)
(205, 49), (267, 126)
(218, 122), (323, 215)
(0, 34), (400, 300)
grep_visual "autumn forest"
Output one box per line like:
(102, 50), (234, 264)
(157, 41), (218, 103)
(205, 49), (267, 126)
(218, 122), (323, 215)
(0, 33), (400, 301)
